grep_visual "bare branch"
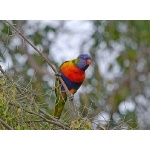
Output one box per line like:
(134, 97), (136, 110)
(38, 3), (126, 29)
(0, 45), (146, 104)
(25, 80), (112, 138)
(15, 20), (53, 78)
(23, 109), (69, 130)
(0, 65), (24, 95)
(3, 21), (77, 122)
(3, 20), (71, 97)
(0, 118), (13, 130)
(0, 65), (69, 129)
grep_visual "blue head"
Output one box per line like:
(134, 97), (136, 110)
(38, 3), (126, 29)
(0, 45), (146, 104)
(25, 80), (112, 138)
(76, 54), (92, 70)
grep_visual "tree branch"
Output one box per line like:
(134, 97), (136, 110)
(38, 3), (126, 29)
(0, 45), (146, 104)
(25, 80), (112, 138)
(0, 65), (24, 95)
(3, 20), (71, 98)
(3, 21), (77, 121)
(23, 109), (69, 130)
(0, 65), (69, 129)
(0, 118), (13, 130)
(15, 20), (53, 78)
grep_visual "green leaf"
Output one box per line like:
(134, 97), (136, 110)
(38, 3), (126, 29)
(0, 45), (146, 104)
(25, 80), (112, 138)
(126, 49), (137, 60)
(117, 55), (124, 68)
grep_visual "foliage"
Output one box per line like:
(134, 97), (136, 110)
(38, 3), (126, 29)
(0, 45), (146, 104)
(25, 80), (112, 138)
(0, 76), (54, 129)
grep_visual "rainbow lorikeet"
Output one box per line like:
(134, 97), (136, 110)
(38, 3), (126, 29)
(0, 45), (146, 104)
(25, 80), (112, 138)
(54, 54), (92, 119)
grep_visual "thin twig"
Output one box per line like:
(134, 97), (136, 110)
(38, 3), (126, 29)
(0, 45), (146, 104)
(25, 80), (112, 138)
(0, 118), (13, 130)
(0, 65), (24, 95)
(25, 120), (45, 123)
(38, 108), (69, 127)
(3, 20), (71, 97)
(39, 109), (68, 126)
(8, 101), (69, 130)
(3, 20), (77, 121)
(24, 109), (69, 130)
(0, 65), (69, 129)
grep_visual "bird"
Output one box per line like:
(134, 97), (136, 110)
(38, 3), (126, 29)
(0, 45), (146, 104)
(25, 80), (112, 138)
(54, 54), (92, 119)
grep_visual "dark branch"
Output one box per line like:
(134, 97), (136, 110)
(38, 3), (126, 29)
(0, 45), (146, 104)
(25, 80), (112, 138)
(0, 65), (69, 129)
(3, 20), (71, 97)
(0, 118), (13, 130)
(23, 109), (69, 130)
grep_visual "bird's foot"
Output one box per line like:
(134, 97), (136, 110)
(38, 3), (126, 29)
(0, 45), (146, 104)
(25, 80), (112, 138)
(69, 94), (74, 101)
(55, 72), (61, 78)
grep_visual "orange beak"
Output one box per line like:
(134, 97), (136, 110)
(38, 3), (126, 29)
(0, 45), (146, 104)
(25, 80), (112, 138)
(86, 59), (92, 65)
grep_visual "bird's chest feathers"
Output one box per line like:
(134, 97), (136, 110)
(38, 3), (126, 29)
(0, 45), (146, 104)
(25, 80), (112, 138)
(61, 62), (85, 83)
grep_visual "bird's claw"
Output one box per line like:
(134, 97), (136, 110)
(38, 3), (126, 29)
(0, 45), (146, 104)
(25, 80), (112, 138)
(69, 94), (74, 101)
(55, 72), (61, 77)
